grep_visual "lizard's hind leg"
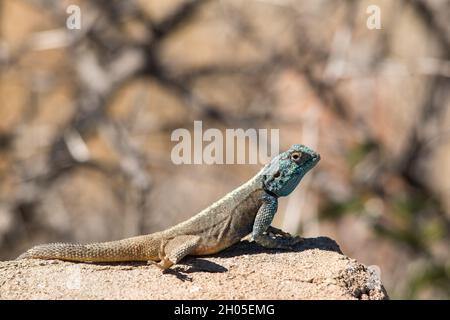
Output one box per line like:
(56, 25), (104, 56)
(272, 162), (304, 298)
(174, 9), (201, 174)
(153, 235), (201, 270)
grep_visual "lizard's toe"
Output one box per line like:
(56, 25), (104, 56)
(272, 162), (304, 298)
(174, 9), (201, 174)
(150, 257), (174, 270)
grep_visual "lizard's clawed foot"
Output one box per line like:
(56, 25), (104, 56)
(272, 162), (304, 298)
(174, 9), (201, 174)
(148, 257), (174, 270)
(253, 232), (303, 250)
(266, 226), (303, 246)
(267, 226), (294, 238)
(269, 233), (303, 247)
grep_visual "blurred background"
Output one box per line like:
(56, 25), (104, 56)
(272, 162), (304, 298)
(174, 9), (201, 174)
(0, 0), (449, 299)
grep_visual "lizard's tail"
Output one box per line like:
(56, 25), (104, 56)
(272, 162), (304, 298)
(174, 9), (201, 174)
(17, 236), (159, 262)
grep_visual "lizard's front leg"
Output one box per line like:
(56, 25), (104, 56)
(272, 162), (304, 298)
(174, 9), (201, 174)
(252, 192), (302, 249)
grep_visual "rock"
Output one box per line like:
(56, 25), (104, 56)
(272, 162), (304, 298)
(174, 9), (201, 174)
(0, 237), (388, 299)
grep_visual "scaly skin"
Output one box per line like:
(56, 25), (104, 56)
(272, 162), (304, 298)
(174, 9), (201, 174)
(18, 144), (320, 269)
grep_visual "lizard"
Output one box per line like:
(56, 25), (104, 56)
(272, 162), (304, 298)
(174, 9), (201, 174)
(18, 144), (320, 270)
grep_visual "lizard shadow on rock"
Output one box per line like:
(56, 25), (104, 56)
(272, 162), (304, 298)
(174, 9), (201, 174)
(159, 259), (228, 281)
(180, 258), (228, 273)
(169, 236), (342, 275)
(84, 259), (228, 279)
(216, 236), (342, 259)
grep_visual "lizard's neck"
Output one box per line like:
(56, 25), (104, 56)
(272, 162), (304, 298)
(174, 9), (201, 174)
(241, 167), (265, 193)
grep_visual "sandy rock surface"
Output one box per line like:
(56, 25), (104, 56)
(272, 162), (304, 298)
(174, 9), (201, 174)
(0, 237), (388, 300)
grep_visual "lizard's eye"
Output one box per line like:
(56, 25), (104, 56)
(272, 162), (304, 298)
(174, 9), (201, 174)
(273, 171), (281, 178)
(290, 152), (302, 162)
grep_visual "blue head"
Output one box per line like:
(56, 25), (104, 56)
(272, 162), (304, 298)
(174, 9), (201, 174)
(261, 144), (320, 197)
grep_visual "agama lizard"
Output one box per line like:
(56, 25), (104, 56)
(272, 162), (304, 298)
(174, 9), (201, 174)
(18, 144), (320, 270)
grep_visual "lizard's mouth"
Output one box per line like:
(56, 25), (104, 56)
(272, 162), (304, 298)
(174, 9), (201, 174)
(304, 153), (320, 167)
(312, 153), (320, 161)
